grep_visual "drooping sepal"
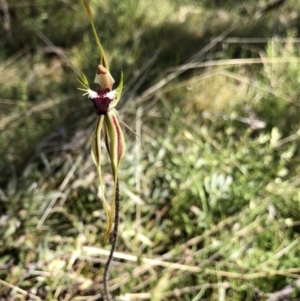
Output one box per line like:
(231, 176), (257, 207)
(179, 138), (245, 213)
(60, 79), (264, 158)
(91, 116), (113, 241)
(104, 109), (126, 171)
(102, 109), (126, 241)
(82, 0), (110, 71)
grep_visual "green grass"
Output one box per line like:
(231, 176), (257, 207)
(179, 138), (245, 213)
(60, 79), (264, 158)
(1, 0), (300, 300)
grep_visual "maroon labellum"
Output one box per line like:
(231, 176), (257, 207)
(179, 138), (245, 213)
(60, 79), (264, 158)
(91, 88), (112, 115)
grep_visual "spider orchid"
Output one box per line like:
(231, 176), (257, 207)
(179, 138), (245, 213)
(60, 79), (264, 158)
(78, 0), (125, 242)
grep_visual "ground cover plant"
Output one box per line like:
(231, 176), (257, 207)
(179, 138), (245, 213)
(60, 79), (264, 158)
(1, 0), (300, 300)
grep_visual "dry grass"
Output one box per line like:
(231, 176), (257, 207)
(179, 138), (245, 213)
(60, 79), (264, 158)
(1, 0), (300, 300)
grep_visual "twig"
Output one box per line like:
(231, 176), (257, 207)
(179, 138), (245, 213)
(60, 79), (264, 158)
(103, 181), (120, 301)
(83, 246), (300, 280)
(222, 37), (300, 44)
(174, 57), (300, 72)
(255, 0), (287, 20)
(266, 279), (300, 301)
(0, 279), (41, 300)
(114, 283), (231, 300)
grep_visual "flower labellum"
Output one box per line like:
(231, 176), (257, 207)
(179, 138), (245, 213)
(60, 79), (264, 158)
(91, 88), (113, 115)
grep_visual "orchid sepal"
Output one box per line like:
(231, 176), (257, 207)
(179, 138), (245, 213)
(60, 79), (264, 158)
(101, 109), (126, 241)
(91, 116), (113, 240)
(82, 0), (110, 71)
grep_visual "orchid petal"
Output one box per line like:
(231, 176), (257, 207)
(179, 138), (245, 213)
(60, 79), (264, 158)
(77, 74), (90, 91)
(109, 72), (123, 108)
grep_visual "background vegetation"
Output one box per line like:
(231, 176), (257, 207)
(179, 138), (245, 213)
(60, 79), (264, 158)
(1, 0), (300, 300)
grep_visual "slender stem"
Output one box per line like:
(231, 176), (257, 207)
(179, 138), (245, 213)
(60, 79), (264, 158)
(103, 180), (120, 301)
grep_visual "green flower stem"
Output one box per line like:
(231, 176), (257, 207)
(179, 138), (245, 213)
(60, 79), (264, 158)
(103, 180), (119, 301)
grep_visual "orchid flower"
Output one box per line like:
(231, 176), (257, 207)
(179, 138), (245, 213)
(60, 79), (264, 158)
(79, 0), (125, 242)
